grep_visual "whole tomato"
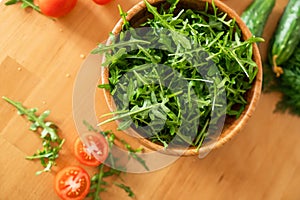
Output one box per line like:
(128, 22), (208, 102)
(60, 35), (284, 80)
(38, 0), (78, 18)
(92, 0), (112, 5)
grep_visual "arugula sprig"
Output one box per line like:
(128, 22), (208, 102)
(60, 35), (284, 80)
(88, 164), (136, 200)
(83, 121), (148, 199)
(5, 0), (40, 12)
(2, 96), (64, 175)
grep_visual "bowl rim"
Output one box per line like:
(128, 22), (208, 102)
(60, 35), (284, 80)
(102, 0), (262, 156)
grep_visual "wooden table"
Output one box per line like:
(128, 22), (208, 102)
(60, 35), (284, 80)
(1, 0), (300, 199)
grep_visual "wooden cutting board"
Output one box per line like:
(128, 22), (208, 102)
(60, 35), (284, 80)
(1, 0), (300, 199)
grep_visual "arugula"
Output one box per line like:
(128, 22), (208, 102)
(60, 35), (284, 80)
(5, 0), (40, 12)
(84, 121), (148, 199)
(88, 164), (136, 200)
(114, 183), (135, 197)
(118, 4), (130, 30)
(94, 1), (263, 149)
(2, 96), (64, 175)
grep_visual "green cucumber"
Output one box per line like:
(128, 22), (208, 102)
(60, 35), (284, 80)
(275, 43), (300, 115)
(241, 0), (275, 37)
(269, 0), (300, 77)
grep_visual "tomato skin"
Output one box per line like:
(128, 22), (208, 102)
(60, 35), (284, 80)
(74, 137), (102, 167)
(38, 0), (77, 18)
(54, 166), (90, 200)
(75, 132), (109, 166)
(92, 0), (112, 5)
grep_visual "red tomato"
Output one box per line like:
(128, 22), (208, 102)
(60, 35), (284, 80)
(92, 0), (112, 5)
(74, 137), (101, 167)
(74, 132), (109, 166)
(54, 166), (90, 200)
(38, 0), (77, 18)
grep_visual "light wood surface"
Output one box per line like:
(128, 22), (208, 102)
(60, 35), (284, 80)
(1, 0), (300, 200)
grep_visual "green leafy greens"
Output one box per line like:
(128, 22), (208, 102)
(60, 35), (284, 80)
(84, 121), (148, 200)
(88, 164), (136, 200)
(2, 96), (64, 175)
(94, 0), (262, 149)
(5, 0), (40, 12)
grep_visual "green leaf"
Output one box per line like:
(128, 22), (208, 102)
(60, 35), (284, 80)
(143, 0), (173, 30)
(171, 31), (192, 49)
(151, 109), (166, 120)
(39, 110), (50, 120)
(117, 118), (132, 130)
(29, 123), (38, 131)
(127, 78), (135, 102)
(98, 84), (111, 90)
(115, 183), (135, 197)
(2, 96), (63, 175)
(5, 0), (40, 12)
(5, 0), (19, 5)
(118, 5), (130, 30)
(167, 0), (180, 13)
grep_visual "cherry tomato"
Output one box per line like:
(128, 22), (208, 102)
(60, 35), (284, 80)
(74, 137), (101, 167)
(54, 166), (90, 200)
(74, 132), (109, 166)
(38, 0), (77, 18)
(92, 0), (112, 5)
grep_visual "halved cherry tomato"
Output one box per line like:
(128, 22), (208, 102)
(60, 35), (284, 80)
(38, 0), (77, 18)
(54, 166), (90, 200)
(92, 0), (112, 5)
(74, 137), (101, 167)
(74, 132), (109, 166)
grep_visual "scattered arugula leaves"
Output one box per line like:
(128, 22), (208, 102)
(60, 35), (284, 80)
(2, 96), (64, 175)
(88, 164), (136, 200)
(83, 121), (148, 199)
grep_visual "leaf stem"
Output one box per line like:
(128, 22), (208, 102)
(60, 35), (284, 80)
(94, 164), (105, 200)
(2, 96), (59, 141)
(97, 103), (160, 126)
(22, 0), (40, 11)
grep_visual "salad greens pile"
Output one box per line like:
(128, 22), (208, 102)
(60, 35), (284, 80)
(95, 0), (262, 149)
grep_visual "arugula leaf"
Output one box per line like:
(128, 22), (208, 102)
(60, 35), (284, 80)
(98, 84), (111, 90)
(115, 183), (135, 197)
(118, 4), (130, 30)
(5, 0), (18, 5)
(167, 0), (180, 13)
(5, 0), (40, 12)
(2, 96), (64, 175)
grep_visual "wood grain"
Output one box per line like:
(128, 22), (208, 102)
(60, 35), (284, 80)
(1, 0), (300, 200)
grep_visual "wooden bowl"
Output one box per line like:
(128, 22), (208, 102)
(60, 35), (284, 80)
(101, 0), (262, 156)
